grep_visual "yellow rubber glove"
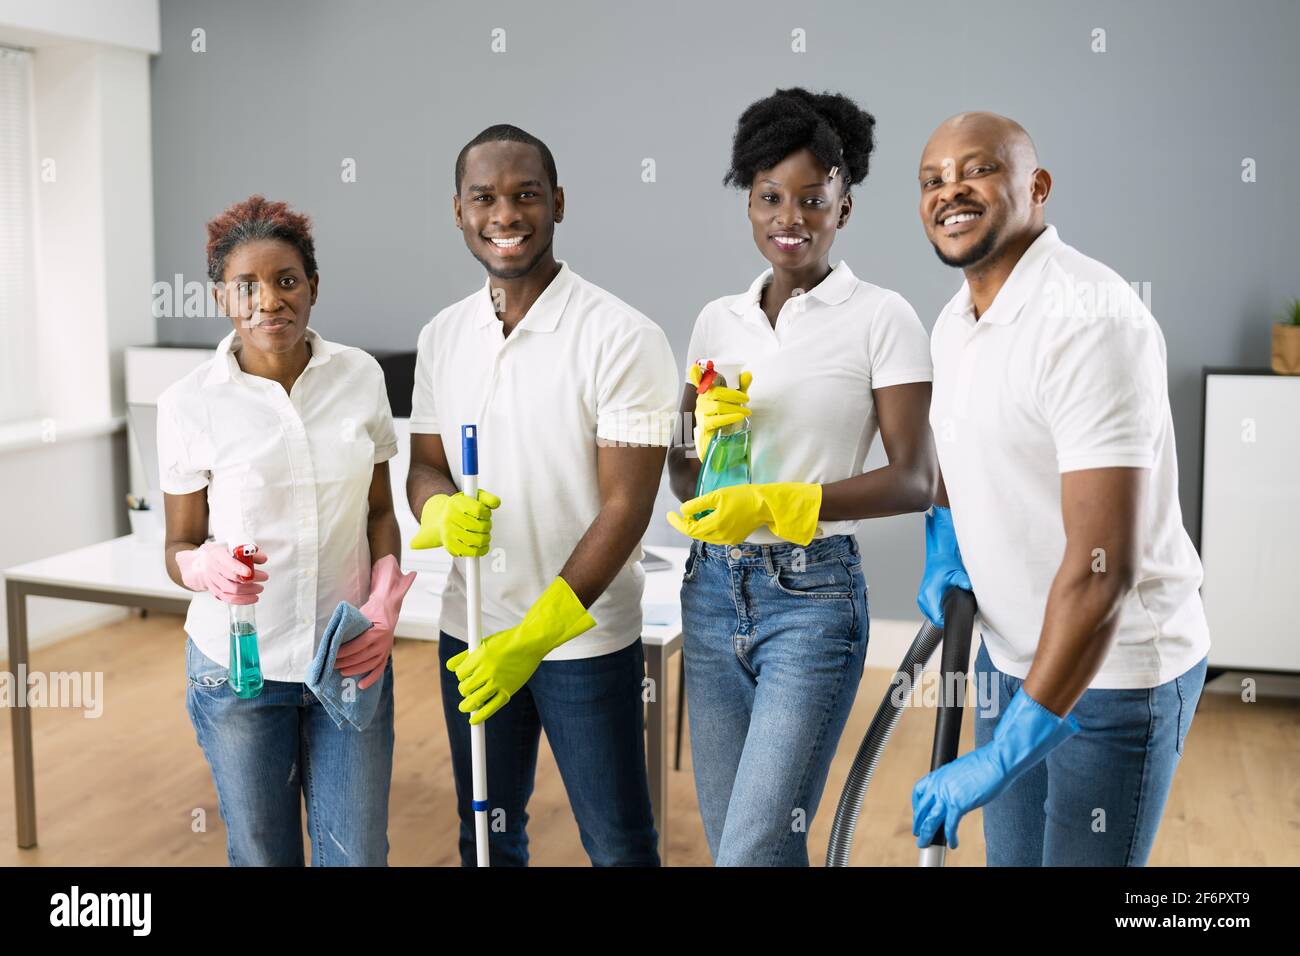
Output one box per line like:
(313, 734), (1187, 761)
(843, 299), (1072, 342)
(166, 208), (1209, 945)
(446, 577), (596, 724)
(411, 490), (501, 557)
(667, 482), (823, 546)
(690, 363), (753, 462)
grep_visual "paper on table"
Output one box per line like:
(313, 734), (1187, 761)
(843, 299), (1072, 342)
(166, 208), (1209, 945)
(643, 603), (681, 628)
(639, 551), (672, 572)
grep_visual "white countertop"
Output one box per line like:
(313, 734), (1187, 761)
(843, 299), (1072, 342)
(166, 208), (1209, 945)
(4, 535), (687, 645)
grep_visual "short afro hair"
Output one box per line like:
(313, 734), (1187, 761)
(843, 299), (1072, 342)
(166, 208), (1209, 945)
(455, 124), (558, 194)
(205, 195), (317, 282)
(724, 88), (877, 192)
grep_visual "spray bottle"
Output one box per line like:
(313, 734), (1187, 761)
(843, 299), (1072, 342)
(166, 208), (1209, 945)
(694, 359), (752, 517)
(228, 544), (264, 699)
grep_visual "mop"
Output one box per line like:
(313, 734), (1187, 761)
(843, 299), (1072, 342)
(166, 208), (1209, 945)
(461, 424), (490, 867)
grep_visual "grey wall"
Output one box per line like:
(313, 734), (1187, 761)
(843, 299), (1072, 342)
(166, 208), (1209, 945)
(150, 0), (1300, 619)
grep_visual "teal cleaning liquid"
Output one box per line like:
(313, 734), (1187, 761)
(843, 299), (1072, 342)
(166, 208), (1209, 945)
(694, 427), (752, 519)
(228, 619), (264, 699)
(692, 360), (753, 519)
(227, 544), (264, 699)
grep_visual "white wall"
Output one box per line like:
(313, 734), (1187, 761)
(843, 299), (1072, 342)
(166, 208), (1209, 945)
(96, 45), (157, 416)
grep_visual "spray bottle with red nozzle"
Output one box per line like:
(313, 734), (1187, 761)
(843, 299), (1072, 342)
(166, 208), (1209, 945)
(693, 359), (752, 517)
(229, 544), (264, 699)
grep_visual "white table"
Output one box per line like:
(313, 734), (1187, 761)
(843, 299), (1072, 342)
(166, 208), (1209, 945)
(4, 535), (686, 860)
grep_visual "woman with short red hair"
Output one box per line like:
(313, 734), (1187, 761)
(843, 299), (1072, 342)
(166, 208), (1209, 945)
(156, 195), (418, 866)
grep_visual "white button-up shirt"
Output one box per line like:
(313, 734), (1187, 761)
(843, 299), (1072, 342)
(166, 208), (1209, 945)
(410, 261), (678, 660)
(157, 328), (398, 682)
(685, 260), (933, 543)
(930, 225), (1210, 689)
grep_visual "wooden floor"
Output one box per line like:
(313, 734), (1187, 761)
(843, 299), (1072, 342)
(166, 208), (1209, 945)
(1, 612), (1296, 866)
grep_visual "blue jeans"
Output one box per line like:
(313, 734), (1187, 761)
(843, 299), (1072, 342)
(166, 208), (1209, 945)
(184, 636), (395, 866)
(438, 633), (659, 866)
(974, 639), (1208, 866)
(681, 534), (870, 866)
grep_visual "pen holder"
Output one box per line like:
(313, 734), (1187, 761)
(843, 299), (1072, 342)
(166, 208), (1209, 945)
(127, 508), (163, 541)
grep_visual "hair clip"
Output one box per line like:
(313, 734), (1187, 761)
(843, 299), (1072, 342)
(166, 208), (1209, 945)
(828, 165), (840, 180)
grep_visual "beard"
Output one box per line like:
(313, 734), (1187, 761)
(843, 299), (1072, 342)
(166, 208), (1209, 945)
(471, 232), (555, 280)
(931, 219), (1001, 270)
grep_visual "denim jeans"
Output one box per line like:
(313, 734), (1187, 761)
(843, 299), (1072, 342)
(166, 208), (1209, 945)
(438, 633), (659, 867)
(974, 639), (1208, 866)
(184, 636), (395, 866)
(681, 534), (869, 866)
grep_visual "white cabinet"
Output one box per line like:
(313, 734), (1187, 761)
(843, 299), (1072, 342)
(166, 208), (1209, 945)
(1200, 371), (1300, 672)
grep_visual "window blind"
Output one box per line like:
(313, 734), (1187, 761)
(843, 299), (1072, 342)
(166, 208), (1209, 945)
(0, 46), (38, 424)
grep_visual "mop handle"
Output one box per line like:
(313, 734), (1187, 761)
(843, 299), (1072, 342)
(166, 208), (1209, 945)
(462, 425), (482, 654)
(462, 425), (490, 867)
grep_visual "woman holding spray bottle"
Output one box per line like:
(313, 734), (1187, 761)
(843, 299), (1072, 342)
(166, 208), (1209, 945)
(158, 195), (416, 866)
(666, 89), (938, 865)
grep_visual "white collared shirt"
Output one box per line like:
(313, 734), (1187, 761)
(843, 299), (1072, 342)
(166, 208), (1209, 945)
(157, 328), (398, 682)
(930, 225), (1210, 689)
(685, 260), (933, 544)
(410, 261), (678, 660)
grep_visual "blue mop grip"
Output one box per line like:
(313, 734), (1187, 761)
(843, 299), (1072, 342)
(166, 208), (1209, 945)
(461, 424), (478, 477)
(471, 799), (489, 812)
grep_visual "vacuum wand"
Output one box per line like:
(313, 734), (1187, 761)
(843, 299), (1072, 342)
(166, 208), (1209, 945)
(919, 587), (977, 867)
(462, 424), (490, 867)
(825, 586), (977, 867)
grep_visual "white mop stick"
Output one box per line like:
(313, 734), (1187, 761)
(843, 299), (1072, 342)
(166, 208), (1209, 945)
(461, 424), (489, 867)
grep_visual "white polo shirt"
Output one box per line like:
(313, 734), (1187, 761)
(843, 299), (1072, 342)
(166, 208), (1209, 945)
(685, 260), (933, 544)
(930, 225), (1210, 689)
(410, 261), (678, 661)
(157, 328), (398, 682)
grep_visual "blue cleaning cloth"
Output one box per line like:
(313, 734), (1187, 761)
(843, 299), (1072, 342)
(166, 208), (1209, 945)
(307, 601), (385, 732)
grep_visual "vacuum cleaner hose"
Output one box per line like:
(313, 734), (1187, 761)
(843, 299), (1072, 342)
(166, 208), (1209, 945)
(825, 588), (977, 867)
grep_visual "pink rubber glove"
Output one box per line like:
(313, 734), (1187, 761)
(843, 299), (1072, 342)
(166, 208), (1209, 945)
(337, 554), (418, 690)
(175, 542), (267, 604)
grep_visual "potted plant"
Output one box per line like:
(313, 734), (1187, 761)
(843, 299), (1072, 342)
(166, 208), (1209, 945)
(1273, 298), (1300, 375)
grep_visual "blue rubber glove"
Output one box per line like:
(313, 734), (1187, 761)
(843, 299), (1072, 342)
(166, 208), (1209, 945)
(916, 506), (973, 628)
(912, 687), (1081, 849)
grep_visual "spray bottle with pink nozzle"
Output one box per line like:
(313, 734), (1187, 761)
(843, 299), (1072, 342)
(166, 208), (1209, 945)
(228, 544), (264, 699)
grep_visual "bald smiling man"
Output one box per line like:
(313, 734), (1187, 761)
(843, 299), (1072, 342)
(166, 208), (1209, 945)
(909, 113), (1211, 866)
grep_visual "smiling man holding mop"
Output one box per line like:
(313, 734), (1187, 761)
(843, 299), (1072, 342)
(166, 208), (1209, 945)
(406, 124), (678, 867)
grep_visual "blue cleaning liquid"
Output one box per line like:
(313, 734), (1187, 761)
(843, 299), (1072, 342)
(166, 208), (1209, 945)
(694, 426), (752, 519)
(228, 620), (264, 699)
